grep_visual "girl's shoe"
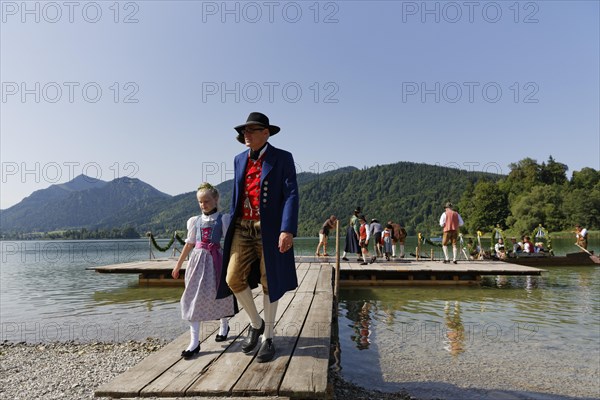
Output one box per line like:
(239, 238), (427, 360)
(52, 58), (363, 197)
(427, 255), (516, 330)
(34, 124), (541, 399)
(215, 326), (230, 342)
(181, 344), (200, 359)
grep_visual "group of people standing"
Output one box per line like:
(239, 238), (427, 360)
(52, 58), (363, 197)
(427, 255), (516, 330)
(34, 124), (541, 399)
(336, 207), (408, 264)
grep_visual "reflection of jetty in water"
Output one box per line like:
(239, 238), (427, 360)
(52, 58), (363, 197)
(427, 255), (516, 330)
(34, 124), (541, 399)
(346, 301), (373, 350)
(92, 286), (181, 311)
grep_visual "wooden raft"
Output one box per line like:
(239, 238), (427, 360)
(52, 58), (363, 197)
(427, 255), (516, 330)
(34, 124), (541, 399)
(95, 262), (334, 399)
(89, 258), (545, 287)
(297, 256), (545, 286)
(87, 259), (182, 286)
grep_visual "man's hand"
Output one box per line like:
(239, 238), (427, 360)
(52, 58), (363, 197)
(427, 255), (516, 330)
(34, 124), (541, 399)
(279, 232), (294, 253)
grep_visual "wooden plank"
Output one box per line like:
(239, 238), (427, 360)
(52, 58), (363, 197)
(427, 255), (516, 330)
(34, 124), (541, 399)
(280, 291), (332, 398)
(340, 279), (480, 286)
(97, 287), (262, 398)
(231, 289), (315, 396)
(296, 264), (321, 294)
(140, 314), (248, 397)
(94, 332), (191, 397)
(185, 283), (300, 396)
(146, 264), (311, 396)
(315, 265), (333, 293)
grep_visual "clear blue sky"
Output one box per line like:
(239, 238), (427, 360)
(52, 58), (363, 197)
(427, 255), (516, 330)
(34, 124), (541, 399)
(1, 1), (599, 209)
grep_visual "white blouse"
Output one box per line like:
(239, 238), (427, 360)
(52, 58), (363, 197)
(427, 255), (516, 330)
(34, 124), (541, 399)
(184, 212), (231, 244)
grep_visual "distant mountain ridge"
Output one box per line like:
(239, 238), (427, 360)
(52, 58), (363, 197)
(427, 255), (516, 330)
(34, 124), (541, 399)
(0, 163), (500, 236)
(0, 175), (171, 232)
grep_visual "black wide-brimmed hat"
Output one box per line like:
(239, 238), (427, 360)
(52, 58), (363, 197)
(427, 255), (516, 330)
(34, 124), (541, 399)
(234, 112), (280, 144)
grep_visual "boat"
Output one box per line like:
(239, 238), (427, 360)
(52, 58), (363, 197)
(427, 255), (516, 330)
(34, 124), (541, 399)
(502, 251), (600, 267)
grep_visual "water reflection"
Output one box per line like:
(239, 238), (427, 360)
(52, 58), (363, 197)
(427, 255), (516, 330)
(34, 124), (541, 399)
(443, 300), (465, 356)
(347, 301), (372, 350)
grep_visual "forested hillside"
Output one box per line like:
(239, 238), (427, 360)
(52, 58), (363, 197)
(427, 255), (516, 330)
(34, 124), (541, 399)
(2, 157), (597, 239)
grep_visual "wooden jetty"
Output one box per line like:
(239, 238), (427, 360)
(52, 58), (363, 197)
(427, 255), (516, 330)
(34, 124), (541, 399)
(95, 262), (333, 399)
(89, 257), (545, 287)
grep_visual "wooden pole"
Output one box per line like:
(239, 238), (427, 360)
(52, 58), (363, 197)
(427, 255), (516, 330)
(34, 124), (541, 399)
(334, 219), (340, 299)
(148, 233), (155, 260)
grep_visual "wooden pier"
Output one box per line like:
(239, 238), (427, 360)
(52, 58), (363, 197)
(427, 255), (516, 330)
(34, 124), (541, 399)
(92, 257), (545, 398)
(89, 257), (545, 287)
(95, 262), (333, 399)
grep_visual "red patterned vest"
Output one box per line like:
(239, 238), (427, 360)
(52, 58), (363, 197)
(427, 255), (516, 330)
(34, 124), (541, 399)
(241, 155), (264, 220)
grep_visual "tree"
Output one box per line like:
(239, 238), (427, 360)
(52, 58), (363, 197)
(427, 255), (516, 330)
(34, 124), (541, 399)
(507, 185), (565, 233)
(462, 180), (509, 233)
(540, 156), (568, 185)
(500, 158), (541, 199)
(562, 185), (600, 229)
(571, 167), (600, 189)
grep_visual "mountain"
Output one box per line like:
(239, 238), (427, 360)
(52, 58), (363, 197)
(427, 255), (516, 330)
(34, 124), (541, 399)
(0, 163), (500, 237)
(0, 176), (170, 232)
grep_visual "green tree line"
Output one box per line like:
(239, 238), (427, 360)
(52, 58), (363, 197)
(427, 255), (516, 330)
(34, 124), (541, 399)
(458, 156), (599, 235)
(1, 227), (141, 240)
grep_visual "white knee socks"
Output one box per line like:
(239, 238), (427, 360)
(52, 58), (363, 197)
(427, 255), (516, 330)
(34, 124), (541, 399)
(263, 294), (278, 340)
(187, 321), (200, 351)
(219, 318), (229, 336)
(452, 245), (458, 261)
(234, 286), (262, 328)
(442, 246), (449, 260)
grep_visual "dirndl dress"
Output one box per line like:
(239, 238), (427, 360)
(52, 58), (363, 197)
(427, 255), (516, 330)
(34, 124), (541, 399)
(180, 212), (235, 322)
(344, 218), (361, 254)
(382, 232), (393, 254)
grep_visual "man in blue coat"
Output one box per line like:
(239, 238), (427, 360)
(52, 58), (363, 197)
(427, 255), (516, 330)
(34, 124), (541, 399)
(217, 112), (299, 363)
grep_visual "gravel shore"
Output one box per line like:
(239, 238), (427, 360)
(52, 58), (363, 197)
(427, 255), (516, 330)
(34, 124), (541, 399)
(0, 339), (415, 400)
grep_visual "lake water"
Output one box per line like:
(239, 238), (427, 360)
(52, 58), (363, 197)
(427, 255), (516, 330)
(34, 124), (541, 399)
(1, 237), (598, 399)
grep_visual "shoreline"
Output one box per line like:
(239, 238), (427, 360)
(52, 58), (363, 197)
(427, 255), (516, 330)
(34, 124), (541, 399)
(0, 339), (414, 400)
(2, 339), (598, 400)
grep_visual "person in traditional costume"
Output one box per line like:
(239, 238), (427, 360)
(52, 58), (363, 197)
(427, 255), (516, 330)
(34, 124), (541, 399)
(217, 112), (299, 363)
(172, 183), (236, 359)
(439, 202), (464, 264)
(342, 207), (362, 261)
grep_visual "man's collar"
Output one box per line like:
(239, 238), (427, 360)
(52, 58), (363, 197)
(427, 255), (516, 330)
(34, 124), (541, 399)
(249, 143), (269, 161)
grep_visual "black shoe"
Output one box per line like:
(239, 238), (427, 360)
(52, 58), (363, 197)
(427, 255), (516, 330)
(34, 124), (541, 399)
(342, 257), (349, 261)
(181, 344), (200, 359)
(242, 319), (264, 354)
(256, 338), (276, 363)
(357, 258), (363, 262)
(443, 259), (450, 264)
(453, 260), (458, 264)
(215, 326), (230, 342)
(360, 262), (368, 265)
(370, 256), (377, 264)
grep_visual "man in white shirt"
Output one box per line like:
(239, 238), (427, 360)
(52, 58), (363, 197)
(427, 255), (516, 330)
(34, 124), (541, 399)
(576, 224), (588, 250)
(439, 202), (464, 264)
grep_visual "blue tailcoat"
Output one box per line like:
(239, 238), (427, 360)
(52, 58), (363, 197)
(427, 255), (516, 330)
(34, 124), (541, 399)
(217, 144), (299, 303)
